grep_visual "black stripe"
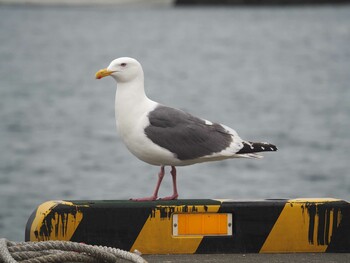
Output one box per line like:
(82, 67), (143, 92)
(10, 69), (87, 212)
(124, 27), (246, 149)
(25, 207), (38, 241)
(325, 201), (350, 252)
(196, 200), (286, 253)
(70, 201), (154, 250)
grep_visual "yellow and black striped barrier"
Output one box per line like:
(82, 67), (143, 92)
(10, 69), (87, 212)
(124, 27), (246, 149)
(25, 198), (350, 254)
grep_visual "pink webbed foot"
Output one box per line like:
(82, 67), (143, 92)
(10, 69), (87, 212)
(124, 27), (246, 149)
(130, 166), (165, 202)
(130, 166), (179, 202)
(130, 196), (158, 202)
(158, 193), (179, 201)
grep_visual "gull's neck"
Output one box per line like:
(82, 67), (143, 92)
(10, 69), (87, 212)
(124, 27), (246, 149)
(115, 74), (156, 126)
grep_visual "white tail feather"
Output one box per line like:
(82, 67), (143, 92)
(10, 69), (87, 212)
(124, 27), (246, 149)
(236, 153), (264, 159)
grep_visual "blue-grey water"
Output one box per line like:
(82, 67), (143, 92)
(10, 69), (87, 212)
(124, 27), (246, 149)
(1, 4), (350, 241)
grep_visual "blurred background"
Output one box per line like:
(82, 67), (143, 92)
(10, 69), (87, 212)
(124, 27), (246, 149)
(0, 0), (349, 241)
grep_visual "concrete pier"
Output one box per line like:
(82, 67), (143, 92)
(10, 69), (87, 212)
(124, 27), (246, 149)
(175, 0), (350, 5)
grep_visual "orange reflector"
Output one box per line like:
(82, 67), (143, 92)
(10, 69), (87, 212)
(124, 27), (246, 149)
(173, 213), (232, 236)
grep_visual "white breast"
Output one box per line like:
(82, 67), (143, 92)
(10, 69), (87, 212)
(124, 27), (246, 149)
(115, 87), (177, 166)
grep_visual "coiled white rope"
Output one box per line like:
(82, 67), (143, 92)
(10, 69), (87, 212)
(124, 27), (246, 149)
(0, 238), (147, 263)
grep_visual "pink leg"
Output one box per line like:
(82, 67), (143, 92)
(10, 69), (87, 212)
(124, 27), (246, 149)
(131, 166), (165, 201)
(159, 166), (179, 200)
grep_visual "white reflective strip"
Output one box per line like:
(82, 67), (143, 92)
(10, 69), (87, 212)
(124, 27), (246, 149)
(172, 214), (178, 236)
(227, 213), (233, 236)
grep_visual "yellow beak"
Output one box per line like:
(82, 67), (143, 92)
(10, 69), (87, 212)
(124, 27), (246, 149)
(95, 68), (114, 79)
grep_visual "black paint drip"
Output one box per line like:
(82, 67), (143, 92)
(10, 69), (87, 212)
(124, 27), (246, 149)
(302, 202), (342, 246)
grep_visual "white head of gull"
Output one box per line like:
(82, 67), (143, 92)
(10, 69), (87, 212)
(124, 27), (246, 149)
(96, 57), (277, 201)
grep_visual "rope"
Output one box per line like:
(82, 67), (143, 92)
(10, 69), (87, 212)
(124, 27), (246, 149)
(0, 238), (147, 263)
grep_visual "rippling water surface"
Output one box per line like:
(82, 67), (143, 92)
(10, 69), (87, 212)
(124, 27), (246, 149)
(0, 4), (350, 240)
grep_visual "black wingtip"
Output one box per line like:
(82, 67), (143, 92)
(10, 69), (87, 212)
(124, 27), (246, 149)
(237, 141), (277, 154)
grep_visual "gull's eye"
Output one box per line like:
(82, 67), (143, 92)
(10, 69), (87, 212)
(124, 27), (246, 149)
(121, 63), (127, 67)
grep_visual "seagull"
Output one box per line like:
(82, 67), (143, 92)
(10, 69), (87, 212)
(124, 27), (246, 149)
(96, 57), (277, 201)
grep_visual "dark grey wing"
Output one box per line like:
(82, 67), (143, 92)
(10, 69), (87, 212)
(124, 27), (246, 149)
(144, 105), (233, 160)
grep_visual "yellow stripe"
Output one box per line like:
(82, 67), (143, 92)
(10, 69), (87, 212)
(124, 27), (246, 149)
(30, 201), (85, 241)
(260, 198), (343, 253)
(130, 204), (221, 254)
